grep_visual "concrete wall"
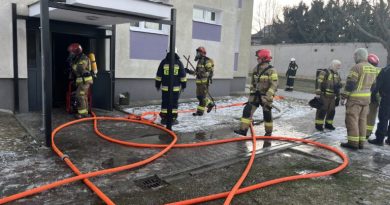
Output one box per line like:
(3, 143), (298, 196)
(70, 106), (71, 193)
(251, 43), (388, 80)
(0, 1), (34, 112)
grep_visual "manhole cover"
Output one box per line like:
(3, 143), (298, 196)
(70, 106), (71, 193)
(134, 175), (168, 190)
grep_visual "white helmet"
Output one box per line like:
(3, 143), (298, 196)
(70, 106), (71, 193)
(291, 58), (296, 61)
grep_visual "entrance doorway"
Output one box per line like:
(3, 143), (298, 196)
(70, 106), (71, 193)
(52, 33), (89, 108)
(27, 20), (114, 112)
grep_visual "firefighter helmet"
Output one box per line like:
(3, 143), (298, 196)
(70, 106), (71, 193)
(68, 43), (83, 55)
(308, 97), (323, 109)
(367, 53), (379, 66)
(291, 58), (296, 61)
(196, 47), (206, 56)
(256, 49), (272, 62)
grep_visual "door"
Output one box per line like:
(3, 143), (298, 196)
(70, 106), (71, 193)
(90, 36), (113, 110)
(27, 29), (42, 111)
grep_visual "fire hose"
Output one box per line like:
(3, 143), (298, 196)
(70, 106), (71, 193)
(0, 101), (348, 205)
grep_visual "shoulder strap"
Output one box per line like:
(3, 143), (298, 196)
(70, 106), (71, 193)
(258, 65), (273, 77)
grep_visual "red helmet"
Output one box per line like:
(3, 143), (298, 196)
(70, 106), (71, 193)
(367, 53), (379, 66)
(196, 47), (206, 56)
(67, 43), (83, 55)
(256, 49), (272, 62)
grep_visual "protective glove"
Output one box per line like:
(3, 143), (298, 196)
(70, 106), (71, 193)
(181, 83), (186, 90)
(335, 97), (340, 107)
(371, 93), (377, 104)
(185, 68), (195, 75)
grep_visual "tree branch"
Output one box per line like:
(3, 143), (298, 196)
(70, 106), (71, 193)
(332, 0), (387, 45)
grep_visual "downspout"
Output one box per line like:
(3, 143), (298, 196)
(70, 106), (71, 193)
(12, 3), (19, 113)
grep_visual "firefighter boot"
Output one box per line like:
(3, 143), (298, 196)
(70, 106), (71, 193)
(315, 124), (324, 131)
(263, 132), (272, 148)
(160, 118), (167, 125)
(324, 123), (336, 130)
(192, 111), (204, 116)
(207, 103), (215, 113)
(385, 139), (390, 146)
(234, 129), (248, 136)
(368, 139), (384, 146)
(340, 142), (359, 150)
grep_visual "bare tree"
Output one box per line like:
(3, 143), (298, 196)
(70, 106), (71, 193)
(333, 0), (390, 64)
(252, 0), (281, 37)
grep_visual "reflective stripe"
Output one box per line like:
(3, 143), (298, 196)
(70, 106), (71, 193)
(180, 77), (187, 82)
(196, 78), (208, 84)
(161, 109), (178, 114)
(240, 118), (252, 124)
(288, 76), (296, 79)
(155, 76), (162, 81)
(366, 125), (374, 131)
(260, 76), (269, 80)
(315, 120), (324, 125)
(271, 73), (278, 80)
(264, 122), (273, 127)
(197, 106), (205, 111)
(78, 109), (88, 114)
(163, 65), (179, 75)
(205, 62), (213, 67)
(326, 120), (333, 124)
(76, 76), (93, 84)
(162, 86), (181, 92)
(359, 136), (366, 142)
(350, 92), (370, 97)
(349, 71), (359, 78)
(79, 91), (85, 95)
(347, 136), (360, 142)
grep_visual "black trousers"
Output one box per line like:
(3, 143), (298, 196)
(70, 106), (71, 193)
(375, 98), (390, 141)
(160, 91), (180, 120)
(286, 75), (295, 88)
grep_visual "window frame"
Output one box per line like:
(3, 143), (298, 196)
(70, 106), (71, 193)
(130, 21), (169, 35)
(192, 6), (221, 25)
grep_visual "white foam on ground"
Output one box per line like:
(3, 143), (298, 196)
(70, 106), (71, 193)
(124, 96), (312, 133)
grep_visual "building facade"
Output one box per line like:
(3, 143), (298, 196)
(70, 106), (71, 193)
(0, 0), (253, 113)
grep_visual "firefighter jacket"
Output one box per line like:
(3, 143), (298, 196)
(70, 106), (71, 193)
(194, 57), (214, 84)
(250, 64), (278, 102)
(286, 63), (298, 76)
(71, 53), (93, 85)
(372, 65), (390, 100)
(316, 69), (342, 97)
(341, 62), (377, 105)
(155, 53), (187, 92)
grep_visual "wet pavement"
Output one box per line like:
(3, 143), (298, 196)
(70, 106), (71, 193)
(0, 90), (389, 204)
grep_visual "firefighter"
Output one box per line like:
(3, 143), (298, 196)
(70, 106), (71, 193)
(234, 49), (278, 144)
(314, 60), (343, 131)
(366, 54), (381, 138)
(155, 50), (187, 125)
(340, 48), (377, 150)
(185, 47), (215, 116)
(67, 43), (93, 119)
(285, 58), (298, 91)
(368, 64), (390, 146)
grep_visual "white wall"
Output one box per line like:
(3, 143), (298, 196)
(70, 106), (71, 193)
(251, 43), (388, 80)
(0, 0), (35, 79)
(115, 0), (253, 80)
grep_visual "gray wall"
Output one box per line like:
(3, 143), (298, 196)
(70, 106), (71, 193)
(252, 43), (388, 80)
(0, 79), (29, 113)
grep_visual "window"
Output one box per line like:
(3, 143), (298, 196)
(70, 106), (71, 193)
(130, 21), (167, 35)
(193, 7), (219, 24)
